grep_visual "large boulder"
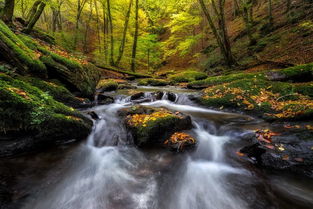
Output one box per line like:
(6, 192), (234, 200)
(118, 106), (192, 147)
(0, 20), (47, 77)
(42, 56), (100, 99)
(0, 73), (93, 157)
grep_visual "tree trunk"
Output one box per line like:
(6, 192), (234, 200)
(102, 1), (109, 64)
(26, 0), (41, 24)
(130, 0), (139, 72)
(286, 0), (291, 18)
(232, 0), (240, 17)
(199, 0), (236, 67)
(24, 2), (46, 33)
(83, 0), (93, 53)
(74, 0), (87, 49)
(115, 0), (133, 66)
(1, 0), (15, 24)
(106, 0), (115, 65)
(239, 0), (256, 45)
(94, 0), (101, 53)
(268, 0), (273, 26)
(218, 0), (236, 66)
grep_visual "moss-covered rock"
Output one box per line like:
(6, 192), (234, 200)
(97, 79), (118, 92)
(169, 70), (208, 83)
(20, 76), (89, 108)
(138, 78), (169, 86)
(0, 20), (47, 77)
(118, 106), (192, 147)
(41, 56), (100, 98)
(0, 73), (92, 156)
(19, 34), (100, 98)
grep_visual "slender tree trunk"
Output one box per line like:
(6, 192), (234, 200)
(268, 0), (273, 26)
(199, 0), (236, 67)
(1, 0), (15, 24)
(115, 0), (133, 66)
(24, 2), (46, 33)
(26, 0), (41, 23)
(106, 0), (114, 65)
(94, 0), (101, 53)
(130, 0), (139, 72)
(286, 0), (291, 18)
(232, 0), (240, 17)
(218, 0), (236, 66)
(239, 0), (255, 45)
(83, 0), (93, 53)
(74, 0), (87, 49)
(102, 1), (108, 64)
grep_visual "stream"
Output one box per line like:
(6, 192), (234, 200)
(3, 86), (313, 209)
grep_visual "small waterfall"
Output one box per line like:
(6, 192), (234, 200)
(22, 88), (255, 209)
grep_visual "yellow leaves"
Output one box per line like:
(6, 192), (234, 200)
(127, 111), (173, 127)
(255, 129), (281, 145)
(167, 132), (196, 144)
(8, 87), (30, 99)
(306, 125), (313, 130)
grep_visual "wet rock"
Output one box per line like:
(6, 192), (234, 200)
(164, 132), (196, 152)
(97, 94), (114, 105)
(154, 91), (164, 100)
(167, 92), (176, 102)
(0, 74), (93, 157)
(130, 92), (145, 100)
(154, 91), (176, 102)
(119, 106), (192, 147)
(239, 127), (313, 178)
(87, 111), (100, 120)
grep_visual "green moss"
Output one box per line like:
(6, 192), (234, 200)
(169, 70), (208, 83)
(0, 21), (46, 76)
(138, 78), (169, 86)
(277, 63), (313, 78)
(19, 34), (82, 70)
(19, 34), (100, 98)
(0, 73), (92, 139)
(97, 79), (118, 91)
(188, 72), (266, 88)
(20, 76), (83, 107)
(133, 115), (179, 145)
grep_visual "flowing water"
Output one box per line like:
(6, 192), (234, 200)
(5, 87), (313, 209)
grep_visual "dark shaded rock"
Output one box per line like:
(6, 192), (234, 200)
(97, 94), (114, 105)
(154, 91), (164, 100)
(130, 92), (144, 100)
(88, 111), (100, 120)
(167, 92), (176, 102)
(240, 127), (313, 178)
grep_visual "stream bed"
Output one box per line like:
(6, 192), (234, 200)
(2, 86), (313, 209)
